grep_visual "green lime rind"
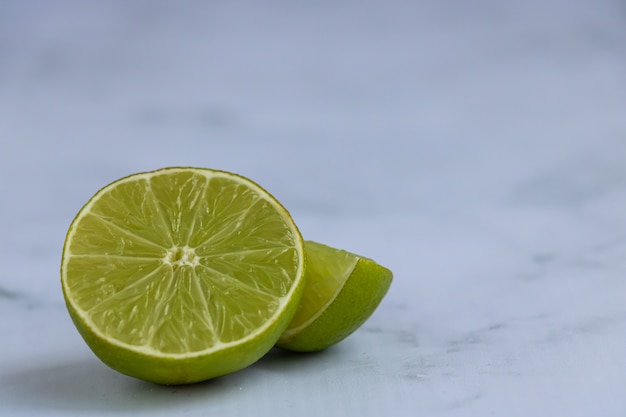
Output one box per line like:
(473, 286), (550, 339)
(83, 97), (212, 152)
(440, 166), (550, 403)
(277, 253), (392, 352)
(64, 297), (300, 384)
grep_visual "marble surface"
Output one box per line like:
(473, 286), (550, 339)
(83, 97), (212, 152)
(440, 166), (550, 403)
(2, 1), (626, 415)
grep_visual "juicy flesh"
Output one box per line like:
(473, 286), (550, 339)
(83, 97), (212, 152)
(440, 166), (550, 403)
(63, 170), (301, 354)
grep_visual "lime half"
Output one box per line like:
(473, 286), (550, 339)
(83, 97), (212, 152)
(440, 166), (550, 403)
(277, 241), (392, 352)
(61, 167), (305, 384)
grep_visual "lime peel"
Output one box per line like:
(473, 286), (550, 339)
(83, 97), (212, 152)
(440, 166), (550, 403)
(277, 241), (392, 352)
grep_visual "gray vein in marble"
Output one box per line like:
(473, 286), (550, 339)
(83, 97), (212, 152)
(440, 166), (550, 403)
(445, 323), (508, 354)
(540, 312), (626, 346)
(508, 148), (626, 208)
(0, 286), (62, 310)
(0, 286), (21, 301)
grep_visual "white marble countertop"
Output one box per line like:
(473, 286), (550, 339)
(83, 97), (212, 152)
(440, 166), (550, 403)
(2, 1), (626, 416)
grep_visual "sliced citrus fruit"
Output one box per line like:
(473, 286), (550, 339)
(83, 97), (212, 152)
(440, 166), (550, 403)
(60, 167), (305, 384)
(277, 241), (392, 352)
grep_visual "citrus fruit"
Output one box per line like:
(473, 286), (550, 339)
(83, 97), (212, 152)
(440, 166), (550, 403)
(277, 241), (392, 352)
(60, 167), (306, 384)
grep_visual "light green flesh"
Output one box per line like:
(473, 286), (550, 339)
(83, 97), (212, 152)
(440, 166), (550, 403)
(283, 241), (358, 336)
(63, 169), (301, 355)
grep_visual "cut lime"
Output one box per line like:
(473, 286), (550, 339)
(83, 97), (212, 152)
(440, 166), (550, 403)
(61, 167), (306, 384)
(277, 241), (392, 352)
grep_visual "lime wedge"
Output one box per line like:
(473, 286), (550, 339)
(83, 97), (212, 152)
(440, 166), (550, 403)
(61, 167), (305, 384)
(277, 241), (392, 352)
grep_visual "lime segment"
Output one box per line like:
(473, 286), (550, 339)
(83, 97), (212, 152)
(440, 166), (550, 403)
(278, 241), (392, 352)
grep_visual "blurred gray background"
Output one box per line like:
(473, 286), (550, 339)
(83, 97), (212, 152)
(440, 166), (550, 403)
(3, 0), (625, 283)
(2, 1), (626, 415)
